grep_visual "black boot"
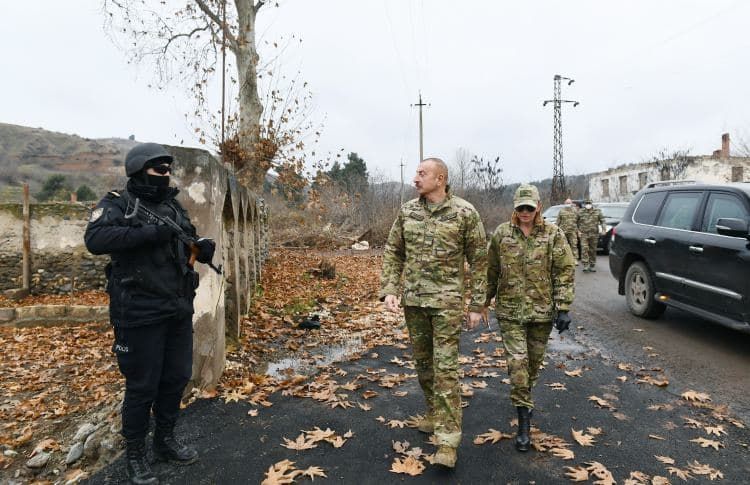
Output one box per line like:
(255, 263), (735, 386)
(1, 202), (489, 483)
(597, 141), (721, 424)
(515, 407), (531, 452)
(153, 427), (198, 465)
(126, 439), (159, 485)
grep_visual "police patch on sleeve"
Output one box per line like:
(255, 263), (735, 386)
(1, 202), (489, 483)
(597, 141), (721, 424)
(90, 207), (104, 222)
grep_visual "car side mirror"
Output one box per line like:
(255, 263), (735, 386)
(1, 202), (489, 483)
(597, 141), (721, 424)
(715, 218), (750, 238)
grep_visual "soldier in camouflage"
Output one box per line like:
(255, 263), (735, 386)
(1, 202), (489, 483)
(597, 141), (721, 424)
(556, 198), (580, 265)
(577, 198), (606, 272)
(484, 184), (575, 452)
(380, 158), (487, 468)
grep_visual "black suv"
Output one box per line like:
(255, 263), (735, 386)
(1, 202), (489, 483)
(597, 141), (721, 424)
(609, 181), (750, 330)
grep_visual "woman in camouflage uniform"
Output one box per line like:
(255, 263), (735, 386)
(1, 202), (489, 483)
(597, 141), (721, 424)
(484, 184), (575, 452)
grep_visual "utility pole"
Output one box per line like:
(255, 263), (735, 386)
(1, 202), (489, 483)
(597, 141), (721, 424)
(543, 75), (579, 205)
(411, 92), (429, 162)
(399, 158), (405, 205)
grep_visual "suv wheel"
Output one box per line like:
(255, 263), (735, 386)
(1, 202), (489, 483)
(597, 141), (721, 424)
(624, 261), (666, 319)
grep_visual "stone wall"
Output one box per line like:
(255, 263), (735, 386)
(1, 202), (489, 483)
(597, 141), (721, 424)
(0, 146), (268, 390)
(0, 204), (109, 293)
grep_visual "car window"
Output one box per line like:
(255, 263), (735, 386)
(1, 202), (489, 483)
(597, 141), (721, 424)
(655, 192), (702, 230)
(633, 192), (666, 225)
(598, 205), (627, 219)
(543, 206), (562, 218)
(701, 193), (749, 233)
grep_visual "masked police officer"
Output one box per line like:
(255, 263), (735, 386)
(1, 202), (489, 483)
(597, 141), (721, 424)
(85, 143), (215, 484)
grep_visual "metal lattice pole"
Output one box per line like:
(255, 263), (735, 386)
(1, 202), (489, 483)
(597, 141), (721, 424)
(543, 75), (579, 205)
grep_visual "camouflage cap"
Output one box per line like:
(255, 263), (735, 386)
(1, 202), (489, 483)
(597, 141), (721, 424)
(513, 184), (540, 208)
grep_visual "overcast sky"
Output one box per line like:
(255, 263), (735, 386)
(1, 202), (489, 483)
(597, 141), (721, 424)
(3, 1), (750, 184)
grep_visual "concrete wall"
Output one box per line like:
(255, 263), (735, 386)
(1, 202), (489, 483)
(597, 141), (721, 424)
(588, 156), (750, 202)
(0, 146), (268, 390)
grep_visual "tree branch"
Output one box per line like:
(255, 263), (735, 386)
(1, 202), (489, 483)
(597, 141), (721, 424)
(194, 0), (239, 52)
(254, 0), (267, 14)
(163, 25), (211, 54)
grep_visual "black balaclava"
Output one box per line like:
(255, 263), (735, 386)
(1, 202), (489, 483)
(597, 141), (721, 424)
(127, 157), (177, 202)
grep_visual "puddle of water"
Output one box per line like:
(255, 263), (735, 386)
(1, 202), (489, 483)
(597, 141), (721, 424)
(547, 333), (588, 354)
(262, 336), (365, 379)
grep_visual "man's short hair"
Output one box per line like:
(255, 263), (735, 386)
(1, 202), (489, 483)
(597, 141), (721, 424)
(422, 157), (449, 182)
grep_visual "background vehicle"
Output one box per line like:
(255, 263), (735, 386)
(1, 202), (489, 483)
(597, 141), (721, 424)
(595, 202), (629, 255)
(609, 180), (750, 331)
(541, 204), (565, 225)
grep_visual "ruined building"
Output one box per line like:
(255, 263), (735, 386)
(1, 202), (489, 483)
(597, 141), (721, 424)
(588, 133), (750, 202)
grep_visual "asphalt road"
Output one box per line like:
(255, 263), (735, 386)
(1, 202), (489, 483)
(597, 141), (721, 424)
(87, 254), (750, 484)
(573, 255), (750, 425)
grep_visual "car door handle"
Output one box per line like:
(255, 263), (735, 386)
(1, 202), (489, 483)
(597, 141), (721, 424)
(643, 238), (656, 245)
(689, 245), (704, 254)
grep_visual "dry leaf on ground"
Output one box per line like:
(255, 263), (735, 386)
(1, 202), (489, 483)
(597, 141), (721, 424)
(571, 429), (596, 447)
(564, 466), (589, 482)
(390, 456), (425, 476)
(681, 390), (711, 403)
(550, 447), (575, 460)
(689, 437), (723, 450)
(473, 429), (512, 445)
(654, 455), (675, 465)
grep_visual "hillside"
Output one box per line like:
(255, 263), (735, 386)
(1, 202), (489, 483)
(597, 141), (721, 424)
(0, 123), (137, 202)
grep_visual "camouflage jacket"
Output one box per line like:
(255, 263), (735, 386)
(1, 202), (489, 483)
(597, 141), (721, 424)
(380, 191), (488, 312)
(485, 221), (575, 322)
(556, 206), (578, 233)
(578, 207), (605, 235)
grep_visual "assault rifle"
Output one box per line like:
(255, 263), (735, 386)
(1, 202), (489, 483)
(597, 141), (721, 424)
(124, 197), (223, 275)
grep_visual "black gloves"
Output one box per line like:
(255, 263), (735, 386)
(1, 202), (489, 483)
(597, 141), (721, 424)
(195, 238), (216, 264)
(154, 224), (177, 243)
(554, 311), (571, 334)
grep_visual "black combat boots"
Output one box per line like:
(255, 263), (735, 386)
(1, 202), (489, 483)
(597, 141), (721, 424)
(126, 439), (159, 485)
(515, 406), (531, 452)
(153, 426), (198, 465)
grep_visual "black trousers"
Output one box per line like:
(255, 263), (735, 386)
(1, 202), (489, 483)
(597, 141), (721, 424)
(113, 315), (193, 441)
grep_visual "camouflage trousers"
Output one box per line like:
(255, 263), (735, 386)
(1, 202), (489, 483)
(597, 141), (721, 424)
(403, 306), (462, 448)
(563, 230), (579, 260)
(499, 320), (553, 409)
(580, 233), (599, 266)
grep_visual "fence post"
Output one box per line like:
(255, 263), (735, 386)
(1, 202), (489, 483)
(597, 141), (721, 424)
(22, 184), (30, 291)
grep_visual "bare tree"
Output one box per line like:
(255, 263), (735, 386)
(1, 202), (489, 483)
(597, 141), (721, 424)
(449, 147), (476, 196)
(104, 0), (273, 188)
(649, 148), (693, 181)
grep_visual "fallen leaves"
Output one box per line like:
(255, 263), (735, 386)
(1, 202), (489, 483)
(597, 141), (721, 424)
(390, 456), (425, 476)
(689, 437), (723, 450)
(550, 447), (575, 460)
(571, 429), (596, 447)
(655, 455), (675, 465)
(261, 459), (327, 484)
(564, 368), (584, 377)
(686, 460), (724, 480)
(281, 426), (349, 451)
(565, 466), (589, 482)
(681, 390), (711, 403)
(473, 429), (512, 445)
(588, 395), (615, 410)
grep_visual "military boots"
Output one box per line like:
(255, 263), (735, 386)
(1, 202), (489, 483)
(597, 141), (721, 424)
(515, 407), (531, 452)
(125, 439), (159, 485)
(153, 426), (198, 465)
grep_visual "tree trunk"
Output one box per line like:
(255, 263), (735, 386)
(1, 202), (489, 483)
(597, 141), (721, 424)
(234, 0), (265, 189)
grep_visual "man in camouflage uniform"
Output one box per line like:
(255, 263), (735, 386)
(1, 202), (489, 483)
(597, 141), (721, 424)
(380, 158), (487, 468)
(556, 198), (580, 265)
(484, 184), (575, 452)
(578, 198), (606, 272)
